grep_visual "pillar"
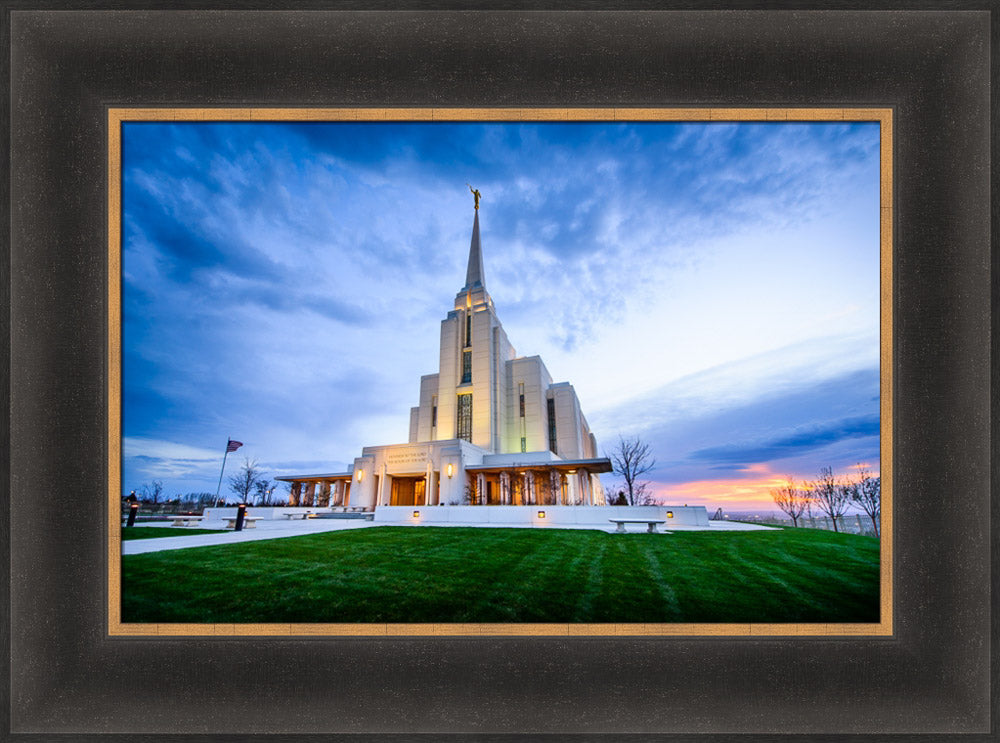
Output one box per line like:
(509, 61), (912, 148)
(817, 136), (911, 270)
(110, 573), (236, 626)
(319, 481), (331, 507)
(524, 471), (535, 505)
(425, 462), (436, 506)
(499, 472), (511, 505)
(290, 481), (302, 507)
(303, 482), (316, 507)
(476, 473), (487, 505)
(549, 471), (560, 506)
(377, 464), (388, 506)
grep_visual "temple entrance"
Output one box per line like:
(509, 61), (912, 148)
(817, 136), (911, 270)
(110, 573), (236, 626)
(390, 476), (426, 506)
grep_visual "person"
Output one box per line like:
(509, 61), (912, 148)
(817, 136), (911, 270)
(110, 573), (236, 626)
(468, 184), (481, 210)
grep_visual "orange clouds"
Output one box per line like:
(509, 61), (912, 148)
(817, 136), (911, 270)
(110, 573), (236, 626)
(654, 462), (880, 511)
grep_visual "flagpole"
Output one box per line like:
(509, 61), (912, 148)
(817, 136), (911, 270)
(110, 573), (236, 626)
(214, 440), (231, 508)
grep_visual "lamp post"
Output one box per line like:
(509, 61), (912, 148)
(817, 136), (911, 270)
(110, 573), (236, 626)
(124, 490), (139, 528)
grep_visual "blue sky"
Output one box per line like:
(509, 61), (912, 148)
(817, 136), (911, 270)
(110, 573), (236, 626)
(121, 120), (881, 509)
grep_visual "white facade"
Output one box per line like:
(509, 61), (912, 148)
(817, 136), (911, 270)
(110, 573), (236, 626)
(278, 204), (611, 510)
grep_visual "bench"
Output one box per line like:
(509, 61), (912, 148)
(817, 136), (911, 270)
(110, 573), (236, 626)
(169, 515), (205, 527)
(280, 512), (311, 520)
(223, 516), (260, 529)
(609, 518), (669, 534)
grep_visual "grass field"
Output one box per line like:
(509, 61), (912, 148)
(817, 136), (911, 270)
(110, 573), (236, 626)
(122, 526), (228, 540)
(121, 526), (879, 624)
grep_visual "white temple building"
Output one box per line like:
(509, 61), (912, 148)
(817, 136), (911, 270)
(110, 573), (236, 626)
(276, 198), (612, 512)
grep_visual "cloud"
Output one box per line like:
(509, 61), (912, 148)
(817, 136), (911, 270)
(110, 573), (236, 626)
(687, 414), (879, 466)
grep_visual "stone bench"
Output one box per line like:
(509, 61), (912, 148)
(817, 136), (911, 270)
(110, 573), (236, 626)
(168, 515), (205, 527)
(609, 518), (669, 534)
(223, 516), (260, 529)
(280, 512), (311, 520)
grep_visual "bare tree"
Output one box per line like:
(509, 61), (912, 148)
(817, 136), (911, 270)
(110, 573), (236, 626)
(462, 481), (479, 505)
(847, 465), (881, 537)
(140, 480), (164, 505)
(228, 458), (263, 505)
(769, 476), (809, 527)
(254, 478), (274, 506)
(607, 435), (656, 506)
(810, 466), (852, 532)
(190, 492), (215, 509)
(802, 485), (817, 522)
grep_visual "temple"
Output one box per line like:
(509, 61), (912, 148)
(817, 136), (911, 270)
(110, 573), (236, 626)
(277, 199), (611, 510)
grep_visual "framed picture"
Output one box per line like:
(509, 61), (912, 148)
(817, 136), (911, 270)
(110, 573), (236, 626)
(6, 5), (992, 739)
(109, 107), (891, 638)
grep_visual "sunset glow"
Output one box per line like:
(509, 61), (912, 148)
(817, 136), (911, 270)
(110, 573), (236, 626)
(654, 462), (881, 512)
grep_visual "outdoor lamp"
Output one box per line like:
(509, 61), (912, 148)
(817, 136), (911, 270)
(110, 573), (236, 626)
(537, 510), (546, 519)
(413, 510), (420, 518)
(446, 463), (454, 478)
(356, 469), (364, 482)
(666, 511), (674, 519)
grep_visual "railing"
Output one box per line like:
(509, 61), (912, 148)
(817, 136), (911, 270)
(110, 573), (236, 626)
(726, 513), (879, 536)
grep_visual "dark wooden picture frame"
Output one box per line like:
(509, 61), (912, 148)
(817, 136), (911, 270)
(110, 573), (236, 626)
(5, 5), (994, 739)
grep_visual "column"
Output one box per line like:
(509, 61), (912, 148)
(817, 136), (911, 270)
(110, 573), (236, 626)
(303, 482), (316, 507)
(290, 482), (302, 507)
(425, 462), (435, 506)
(549, 471), (560, 506)
(580, 469), (591, 505)
(476, 473), (487, 505)
(319, 481), (331, 507)
(524, 471), (535, 505)
(499, 472), (510, 505)
(377, 464), (388, 506)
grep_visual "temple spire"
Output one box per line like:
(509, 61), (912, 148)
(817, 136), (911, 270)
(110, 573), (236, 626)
(463, 208), (485, 292)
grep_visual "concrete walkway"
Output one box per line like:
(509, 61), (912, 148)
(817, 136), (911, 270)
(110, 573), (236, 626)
(121, 518), (776, 555)
(121, 519), (375, 555)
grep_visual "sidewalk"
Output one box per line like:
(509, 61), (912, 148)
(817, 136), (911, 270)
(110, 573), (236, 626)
(121, 518), (375, 555)
(121, 517), (776, 555)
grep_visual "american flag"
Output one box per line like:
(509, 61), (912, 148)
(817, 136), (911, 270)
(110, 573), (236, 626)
(226, 439), (243, 453)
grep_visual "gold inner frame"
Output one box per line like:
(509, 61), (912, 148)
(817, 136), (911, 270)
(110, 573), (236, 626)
(107, 107), (893, 637)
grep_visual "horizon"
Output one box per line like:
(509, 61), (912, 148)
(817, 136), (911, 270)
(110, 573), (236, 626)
(121, 120), (880, 510)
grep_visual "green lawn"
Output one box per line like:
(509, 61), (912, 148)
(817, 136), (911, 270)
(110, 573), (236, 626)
(121, 526), (880, 624)
(122, 526), (228, 541)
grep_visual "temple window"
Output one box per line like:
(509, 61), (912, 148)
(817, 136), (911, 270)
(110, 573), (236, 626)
(461, 350), (472, 384)
(547, 398), (558, 454)
(457, 393), (473, 441)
